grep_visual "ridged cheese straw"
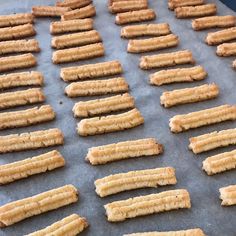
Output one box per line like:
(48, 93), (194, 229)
(0, 185), (78, 227)
(217, 42), (236, 56)
(95, 167), (177, 197)
(26, 214), (88, 236)
(105, 189), (191, 222)
(203, 149), (236, 175)
(32, 6), (71, 17)
(168, 0), (205, 10)
(86, 138), (163, 165)
(170, 104), (236, 133)
(160, 83), (219, 108)
(56, 0), (92, 9)
(0, 128), (64, 153)
(220, 185), (236, 206)
(0, 13), (34, 27)
(77, 108), (144, 136)
(0, 150), (65, 185)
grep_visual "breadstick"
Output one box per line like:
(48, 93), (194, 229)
(77, 108), (144, 136)
(0, 128), (64, 154)
(127, 34), (179, 53)
(32, 6), (71, 17)
(150, 66), (207, 86)
(203, 149), (236, 175)
(206, 27), (236, 45)
(0, 150), (65, 185)
(56, 0), (92, 9)
(105, 189), (191, 222)
(0, 88), (45, 110)
(168, 0), (205, 10)
(95, 167), (176, 197)
(189, 128), (236, 154)
(0, 13), (34, 27)
(26, 214), (88, 236)
(116, 9), (156, 25)
(233, 59), (236, 70)
(52, 43), (104, 64)
(217, 42), (236, 56)
(50, 18), (93, 34)
(61, 60), (122, 81)
(65, 77), (129, 97)
(220, 185), (236, 206)
(140, 50), (194, 70)
(170, 104), (236, 133)
(0, 53), (36, 73)
(86, 138), (163, 165)
(73, 93), (135, 117)
(161, 83), (219, 108)
(0, 185), (78, 227)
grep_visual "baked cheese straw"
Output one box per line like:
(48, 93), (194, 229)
(61, 60), (122, 81)
(168, 0), (205, 10)
(0, 13), (34, 28)
(202, 149), (236, 175)
(73, 93), (135, 117)
(233, 59), (236, 70)
(86, 138), (163, 165)
(50, 18), (93, 34)
(0, 150), (65, 185)
(220, 185), (236, 206)
(0, 185), (78, 227)
(105, 189), (191, 222)
(65, 77), (128, 97)
(0, 128), (64, 154)
(127, 34), (179, 53)
(52, 43), (104, 64)
(95, 167), (176, 197)
(77, 108), (144, 136)
(115, 9), (156, 25)
(217, 42), (236, 56)
(32, 6), (71, 17)
(160, 83), (219, 108)
(140, 50), (194, 70)
(56, 0), (92, 9)
(0, 88), (45, 110)
(26, 214), (88, 236)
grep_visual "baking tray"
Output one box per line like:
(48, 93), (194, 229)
(0, 0), (236, 235)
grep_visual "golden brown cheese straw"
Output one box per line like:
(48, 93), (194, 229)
(105, 189), (191, 222)
(116, 9), (156, 25)
(65, 77), (129, 97)
(61, 60), (122, 81)
(127, 34), (179, 53)
(168, 0), (205, 10)
(0, 150), (65, 185)
(95, 167), (177, 197)
(140, 50), (194, 70)
(50, 18), (93, 34)
(217, 42), (236, 56)
(220, 185), (236, 206)
(86, 138), (163, 165)
(56, 0), (92, 9)
(0, 185), (77, 227)
(150, 66), (207, 86)
(202, 149), (236, 175)
(109, 0), (148, 13)
(77, 108), (144, 136)
(32, 6), (71, 17)
(73, 93), (135, 117)
(170, 104), (236, 133)
(0, 13), (34, 27)
(26, 214), (88, 236)
(161, 83), (219, 108)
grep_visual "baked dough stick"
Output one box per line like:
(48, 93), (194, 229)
(127, 34), (179, 53)
(65, 77), (128, 97)
(86, 138), (163, 165)
(32, 6), (71, 17)
(217, 42), (236, 56)
(0, 13), (34, 27)
(77, 108), (144, 136)
(168, 0), (205, 10)
(0, 185), (77, 227)
(160, 83), (219, 108)
(220, 185), (236, 206)
(52, 43), (104, 64)
(61, 60), (122, 82)
(105, 189), (191, 222)
(206, 27), (236, 45)
(95, 167), (176, 197)
(0, 88), (45, 110)
(56, 0), (92, 9)
(202, 149), (236, 175)
(0, 150), (65, 185)
(170, 104), (236, 133)
(140, 50), (194, 70)
(73, 93), (135, 117)
(50, 18), (93, 34)
(233, 59), (236, 70)
(26, 214), (88, 236)
(115, 9), (156, 25)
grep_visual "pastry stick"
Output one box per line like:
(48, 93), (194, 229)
(77, 108), (144, 136)
(32, 6), (71, 17)
(170, 104), (236, 133)
(168, 0), (205, 10)
(217, 42), (236, 56)
(105, 189), (191, 222)
(0, 150), (65, 185)
(0, 13), (34, 27)
(56, 0), (92, 9)
(86, 138), (163, 165)
(0, 185), (78, 227)
(127, 34), (179, 53)
(220, 185), (236, 206)
(233, 59), (236, 70)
